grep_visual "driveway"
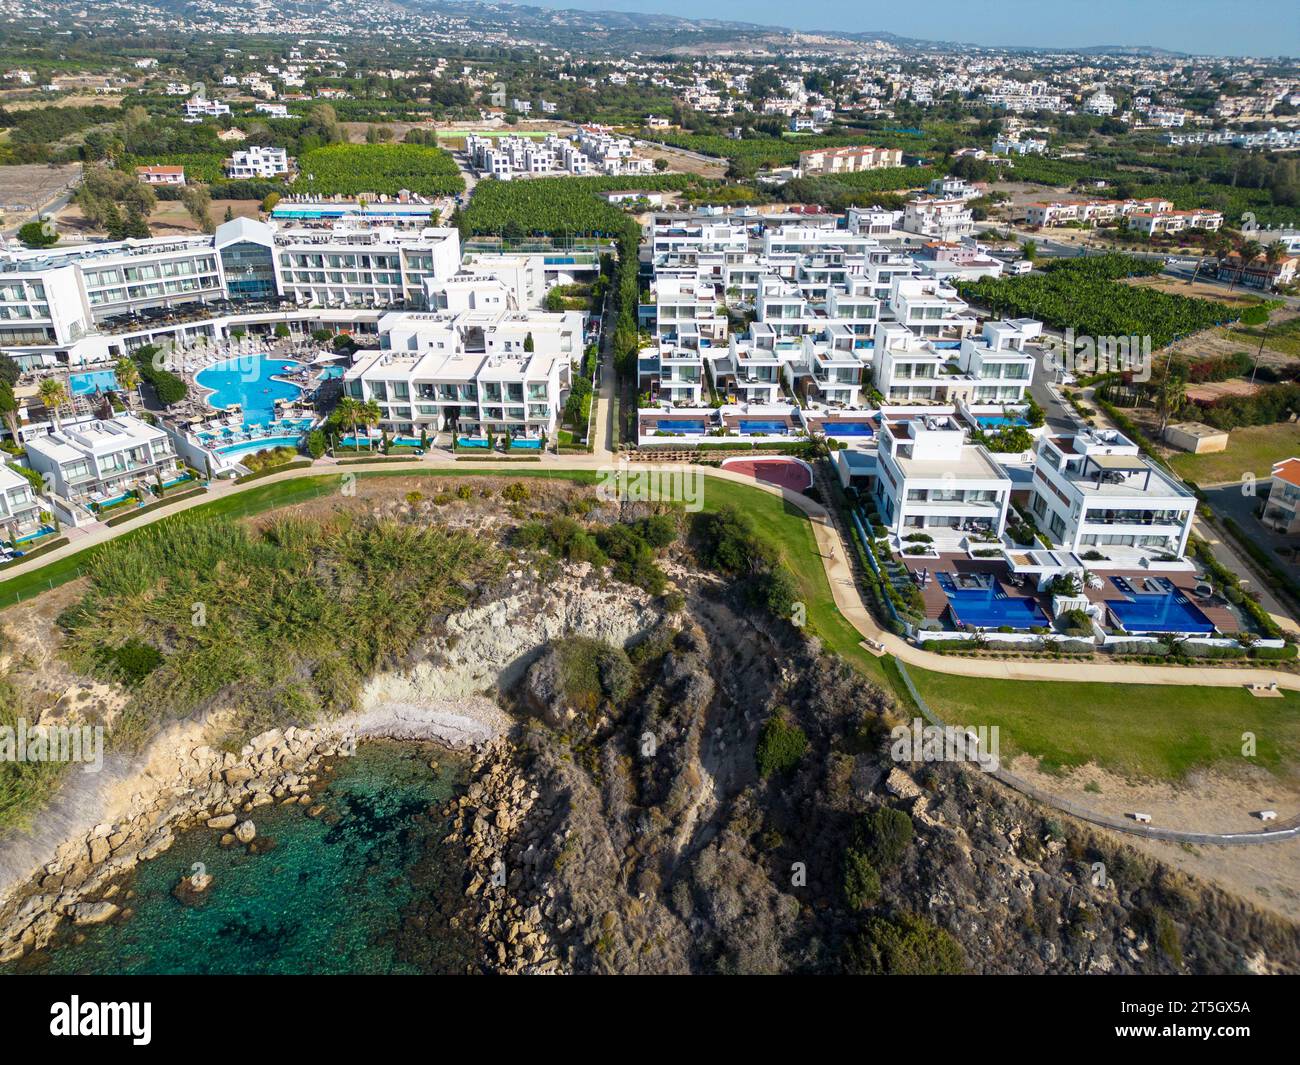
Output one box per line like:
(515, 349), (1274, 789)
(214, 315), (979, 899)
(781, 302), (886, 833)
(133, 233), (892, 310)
(1203, 482), (1300, 581)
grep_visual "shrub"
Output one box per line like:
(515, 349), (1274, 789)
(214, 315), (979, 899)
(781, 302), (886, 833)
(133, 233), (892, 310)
(843, 848), (881, 910)
(856, 807), (914, 869)
(756, 713), (808, 778)
(846, 911), (966, 975)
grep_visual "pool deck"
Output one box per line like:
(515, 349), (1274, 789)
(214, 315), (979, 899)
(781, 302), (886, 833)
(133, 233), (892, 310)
(899, 552), (1239, 632)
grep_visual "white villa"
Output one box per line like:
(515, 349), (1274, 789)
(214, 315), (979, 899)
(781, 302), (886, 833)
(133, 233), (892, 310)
(1026, 428), (1197, 562)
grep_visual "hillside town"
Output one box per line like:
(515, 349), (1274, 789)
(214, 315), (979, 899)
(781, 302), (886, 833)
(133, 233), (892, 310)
(0, 0), (1296, 1004)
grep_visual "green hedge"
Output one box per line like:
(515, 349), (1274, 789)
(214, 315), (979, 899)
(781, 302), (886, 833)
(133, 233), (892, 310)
(336, 456), (422, 465)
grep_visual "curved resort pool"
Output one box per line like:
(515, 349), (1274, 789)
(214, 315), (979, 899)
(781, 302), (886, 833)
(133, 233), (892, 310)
(214, 434), (304, 460)
(196, 356), (305, 426)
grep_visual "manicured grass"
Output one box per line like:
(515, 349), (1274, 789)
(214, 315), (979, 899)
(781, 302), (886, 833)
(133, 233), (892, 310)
(908, 664), (1300, 781)
(697, 478), (889, 684)
(1169, 422), (1300, 484)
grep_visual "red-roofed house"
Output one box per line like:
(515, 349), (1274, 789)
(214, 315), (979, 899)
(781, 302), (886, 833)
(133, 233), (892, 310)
(1263, 458), (1300, 534)
(135, 165), (186, 187)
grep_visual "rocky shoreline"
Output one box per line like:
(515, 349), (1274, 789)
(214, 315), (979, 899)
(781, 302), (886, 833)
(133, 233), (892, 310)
(0, 570), (664, 969)
(0, 706), (506, 966)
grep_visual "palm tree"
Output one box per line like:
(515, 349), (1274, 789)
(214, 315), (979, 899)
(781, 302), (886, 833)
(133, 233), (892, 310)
(38, 378), (68, 429)
(115, 356), (141, 409)
(0, 382), (19, 444)
(1230, 238), (1263, 291)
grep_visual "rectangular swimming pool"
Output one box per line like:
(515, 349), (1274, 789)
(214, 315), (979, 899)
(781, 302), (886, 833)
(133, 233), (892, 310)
(739, 420), (789, 434)
(825, 422), (874, 437)
(938, 573), (1049, 630)
(976, 415), (1029, 429)
(69, 370), (119, 396)
(1106, 583), (1215, 634)
(656, 420), (706, 434)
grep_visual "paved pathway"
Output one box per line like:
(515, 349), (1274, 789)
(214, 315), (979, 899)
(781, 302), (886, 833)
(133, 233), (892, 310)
(4, 454), (1300, 692)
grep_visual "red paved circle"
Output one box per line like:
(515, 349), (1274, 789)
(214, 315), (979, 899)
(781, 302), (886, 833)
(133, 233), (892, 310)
(720, 457), (814, 493)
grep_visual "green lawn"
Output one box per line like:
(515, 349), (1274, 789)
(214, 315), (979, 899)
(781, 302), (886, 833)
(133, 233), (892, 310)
(4, 467), (1296, 784)
(909, 665), (1300, 781)
(1169, 422), (1300, 484)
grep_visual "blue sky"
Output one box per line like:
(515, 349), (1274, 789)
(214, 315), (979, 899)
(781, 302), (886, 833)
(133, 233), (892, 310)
(526, 0), (1300, 57)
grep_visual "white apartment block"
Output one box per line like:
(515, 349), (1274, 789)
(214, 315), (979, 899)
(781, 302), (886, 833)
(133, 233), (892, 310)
(1125, 208), (1223, 235)
(224, 146), (290, 179)
(798, 145), (903, 175)
(637, 342), (705, 406)
(902, 198), (975, 241)
(183, 96), (231, 121)
(873, 413), (1012, 546)
(993, 136), (1048, 155)
(254, 103), (290, 118)
(24, 415), (181, 506)
(1026, 428), (1196, 561)
(342, 309), (580, 439)
(0, 463), (43, 542)
(0, 219), (462, 361)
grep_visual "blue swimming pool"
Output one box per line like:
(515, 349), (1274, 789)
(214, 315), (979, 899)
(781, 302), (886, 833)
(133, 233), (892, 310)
(1106, 580), (1215, 634)
(339, 435), (379, 449)
(317, 366), (345, 380)
(938, 573), (1049, 630)
(509, 438), (541, 449)
(739, 420), (788, 434)
(457, 437), (490, 448)
(826, 422), (874, 437)
(976, 415), (1030, 429)
(196, 356), (305, 426)
(69, 370), (119, 396)
(215, 434), (303, 460)
(657, 419), (706, 434)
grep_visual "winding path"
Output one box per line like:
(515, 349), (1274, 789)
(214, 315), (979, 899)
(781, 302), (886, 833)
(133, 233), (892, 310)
(4, 450), (1300, 694)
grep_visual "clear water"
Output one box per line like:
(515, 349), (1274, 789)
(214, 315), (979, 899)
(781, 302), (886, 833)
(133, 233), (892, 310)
(214, 434), (304, 459)
(656, 419), (706, 433)
(196, 357), (305, 426)
(939, 574), (1049, 629)
(826, 422), (874, 437)
(739, 420), (789, 434)
(977, 415), (1029, 428)
(1107, 582), (1215, 634)
(69, 370), (119, 396)
(508, 439), (541, 449)
(6, 741), (476, 975)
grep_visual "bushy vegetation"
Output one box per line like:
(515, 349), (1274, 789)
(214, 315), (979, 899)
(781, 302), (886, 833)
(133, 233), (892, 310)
(755, 712), (808, 778)
(960, 255), (1238, 349)
(845, 911), (967, 975)
(515, 509), (681, 596)
(0, 673), (67, 830)
(241, 445), (299, 473)
(132, 344), (188, 406)
(691, 503), (799, 619)
(553, 635), (635, 715)
(56, 511), (504, 745)
(293, 143), (464, 197)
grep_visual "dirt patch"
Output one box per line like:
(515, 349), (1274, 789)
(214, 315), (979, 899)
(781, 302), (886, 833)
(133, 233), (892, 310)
(1123, 274), (1265, 307)
(1007, 755), (1300, 921)
(1185, 379), (1265, 402)
(0, 163), (81, 218)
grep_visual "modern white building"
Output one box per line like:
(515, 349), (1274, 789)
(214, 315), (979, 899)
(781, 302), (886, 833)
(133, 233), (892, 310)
(0, 463), (44, 543)
(224, 146), (291, 179)
(340, 308), (581, 440)
(1026, 428), (1196, 561)
(24, 415), (182, 507)
(873, 413), (1012, 547)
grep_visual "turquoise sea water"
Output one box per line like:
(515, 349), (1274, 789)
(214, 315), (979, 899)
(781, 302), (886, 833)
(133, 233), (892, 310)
(7, 741), (477, 975)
